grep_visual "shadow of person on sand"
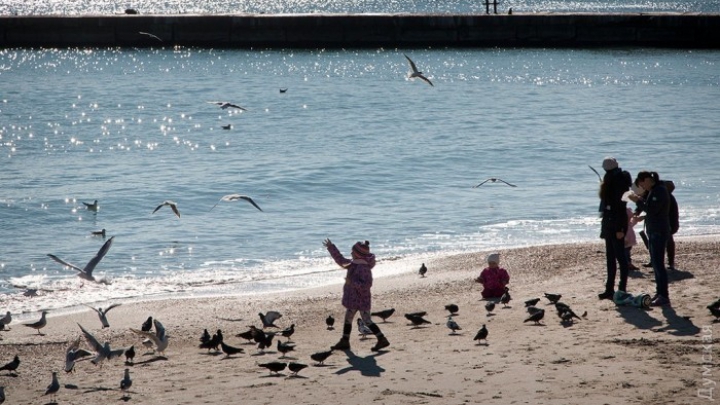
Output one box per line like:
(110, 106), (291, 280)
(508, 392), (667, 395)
(667, 267), (694, 282)
(616, 306), (663, 330)
(335, 350), (386, 377)
(654, 305), (701, 337)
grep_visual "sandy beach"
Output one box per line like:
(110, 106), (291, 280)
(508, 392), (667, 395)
(0, 237), (718, 405)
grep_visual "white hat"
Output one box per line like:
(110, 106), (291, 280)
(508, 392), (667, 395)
(602, 157), (618, 171)
(487, 253), (500, 264)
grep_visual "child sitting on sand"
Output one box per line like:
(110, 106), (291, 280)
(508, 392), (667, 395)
(475, 253), (510, 299)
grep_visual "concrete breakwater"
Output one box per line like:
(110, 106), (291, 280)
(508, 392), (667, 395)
(0, 13), (719, 48)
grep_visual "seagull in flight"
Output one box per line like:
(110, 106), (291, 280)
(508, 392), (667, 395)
(84, 303), (122, 328)
(78, 323), (125, 366)
(404, 54), (433, 86)
(207, 101), (248, 111)
(130, 318), (169, 355)
(139, 31), (163, 42)
(210, 194), (263, 212)
(473, 178), (517, 188)
(152, 201), (181, 218)
(47, 236), (114, 282)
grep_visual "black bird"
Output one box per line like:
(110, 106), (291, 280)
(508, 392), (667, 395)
(310, 350), (333, 365)
(199, 330), (223, 352)
(220, 341), (245, 357)
(484, 302), (495, 313)
(200, 329), (211, 345)
(0, 355), (19, 374)
(141, 316), (153, 332)
(325, 315), (335, 330)
(277, 340), (295, 358)
(259, 311), (282, 328)
(405, 313), (431, 327)
(707, 299), (720, 310)
(124, 345), (135, 365)
(473, 178), (517, 188)
(279, 88), (288, 93)
(445, 304), (459, 315)
(544, 293), (562, 304)
(524, 298), (541, 307)
(709, 306), (720, 320)
(405, 311), (427, 318)
(236, 329), (255, 343)
(279, 324), (295, 341)
(419, 263), (427, 277)
(288, 362), (308, 376)
(258, 331), (276, 352)
(474, 324), (488, 344)
(500, 287), (512, 307)
(526, 305), (543, 315)
(371, 308), (395, 322)
(555, 303), (581, 321)
(524, 309), (545, 325)
(560, 310), (576, 324)
(258, 361), (287, 375)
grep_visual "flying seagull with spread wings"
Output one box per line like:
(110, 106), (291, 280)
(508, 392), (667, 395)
(210, 194), (263, 212)
(47, 236), (114, 282)
(152, 201), (181, 218)
(207, 101), (248, 111)
(473, 178), (517, 188)
(404, 54), (433, 86)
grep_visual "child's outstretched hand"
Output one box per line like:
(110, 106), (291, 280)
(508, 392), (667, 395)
(323, 238), (333, 248)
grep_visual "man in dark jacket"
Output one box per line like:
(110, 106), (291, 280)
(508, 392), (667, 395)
(598, 157), (632, 300)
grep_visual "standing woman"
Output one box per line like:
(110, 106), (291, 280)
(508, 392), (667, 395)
(598, 157), (633, 300)
(323, 238), (390, 352)
(629, 171), (671, 306)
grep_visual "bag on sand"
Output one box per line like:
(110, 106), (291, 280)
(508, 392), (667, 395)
(613, 291), (652, 309)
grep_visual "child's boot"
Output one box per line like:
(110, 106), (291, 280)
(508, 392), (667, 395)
(368, 322), (390, 351)
(331, 322), (352, 351)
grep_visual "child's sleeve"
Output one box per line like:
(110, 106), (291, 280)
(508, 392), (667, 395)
(501, 268), (510, 285)
(327, 243), (351, 268)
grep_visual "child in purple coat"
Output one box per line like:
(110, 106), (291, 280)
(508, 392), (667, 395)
(475, 253), (510, 298)
(324, 238), (389, 352)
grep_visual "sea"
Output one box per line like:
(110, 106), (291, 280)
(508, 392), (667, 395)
(0, 1), (719, 319)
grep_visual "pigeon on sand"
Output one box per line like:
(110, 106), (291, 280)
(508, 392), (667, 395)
(474, 324), (489, 344)
(130, 319), (169, 355)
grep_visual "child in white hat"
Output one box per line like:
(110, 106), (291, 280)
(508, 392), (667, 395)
(475, 253), (510, 298)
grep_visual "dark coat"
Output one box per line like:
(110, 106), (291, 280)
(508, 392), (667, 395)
(600, 168), (632, 239)
(636, 182), (671, 235)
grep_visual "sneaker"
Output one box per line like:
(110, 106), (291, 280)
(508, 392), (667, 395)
(371, 336), (390, 352)
(331, 337), (350, 351)
(650, 296), (671, 307)
(598, 290), (614, 300)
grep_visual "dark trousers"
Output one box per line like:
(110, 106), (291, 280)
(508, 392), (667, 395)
(605, 236), (629, 292)
(667, 234), (676, 267)
(649, 231), (669, 298)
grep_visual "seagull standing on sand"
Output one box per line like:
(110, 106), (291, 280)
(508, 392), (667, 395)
(404, 54), (434, 86)
(152, 201), (181, 218)
(207, 101), (248, 111)
(23, 311), (48, 335)
(121, 368), (132, 398)
(44, 371), (60, 398)
(84, 303), (121, 328)
(0, 311), (11, 330)
(211, 194), (263, 212)
(473, 178), (517, 188)
(47, 236), (114, 282)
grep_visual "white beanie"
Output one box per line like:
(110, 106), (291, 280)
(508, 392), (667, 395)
(602, 157), (619, 171)
(487, 253), (500, 264)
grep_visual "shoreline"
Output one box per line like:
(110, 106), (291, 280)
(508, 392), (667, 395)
(0, 237), (718, 404)
(6, 234), (718, 321)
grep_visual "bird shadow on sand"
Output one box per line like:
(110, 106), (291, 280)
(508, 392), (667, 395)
(43, 401), (59, 405)
(251, 350), (277, 357)
(83, 386), (116, 394)
(616, 306), (663, 330)
(134, 355), (167, 365)
(654, 305), (701, 337)
(335, 350), (386, 377)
